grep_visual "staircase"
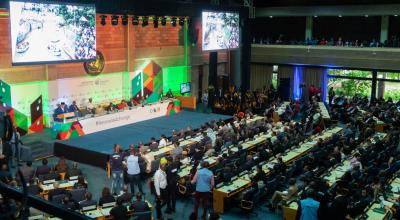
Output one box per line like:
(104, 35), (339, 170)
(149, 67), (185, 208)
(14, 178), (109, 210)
(20, 128), (55, 161)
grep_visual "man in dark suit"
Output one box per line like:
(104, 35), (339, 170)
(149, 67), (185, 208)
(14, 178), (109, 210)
(54, 102), (69, 122)
(110, 197), (128, 220)
(16, 161), (34, 184)
(36, 158), (51, 177)
(66, 162), (82, 179)
(130, 192), (150, 212)
(48, 182), (67, 201)
(252, 165), (266, 183)
(79, 192), (97, 209)
(68, 101), (81, 117)
(200, 132), (212, 146)
(118, 185), (133, 204)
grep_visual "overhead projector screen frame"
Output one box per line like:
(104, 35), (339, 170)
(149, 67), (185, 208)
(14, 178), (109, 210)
(201, 10), (240, 51)
(9, 0), (96, 66)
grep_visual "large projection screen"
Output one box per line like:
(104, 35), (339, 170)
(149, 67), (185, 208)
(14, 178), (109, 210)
(202, 11), (239, 51)
(9, 1), (96, 65)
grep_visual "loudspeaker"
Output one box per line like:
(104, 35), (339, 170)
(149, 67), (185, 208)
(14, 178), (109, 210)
(209, 52), (218, 89)
(278, 78), (291, 101)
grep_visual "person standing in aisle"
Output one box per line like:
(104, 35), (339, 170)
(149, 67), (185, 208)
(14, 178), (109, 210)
(125, 148), (142, 194)
(110, 144), (124, 195)
(191, 161), (214, 220)
(154, 164), (168, 220)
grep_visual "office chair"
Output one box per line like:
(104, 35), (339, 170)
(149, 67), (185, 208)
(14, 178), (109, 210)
(52, 194), (66, 204)
(132, 210), (152, 220)
(70, 188), (86, 203)
(239, 189), (261, 216)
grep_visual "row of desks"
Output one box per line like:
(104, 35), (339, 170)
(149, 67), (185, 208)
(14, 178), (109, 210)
(283, 132), (388, 220)
(212, 126), (343, 213)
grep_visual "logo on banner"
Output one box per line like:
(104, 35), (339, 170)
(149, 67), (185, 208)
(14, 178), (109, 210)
(84, 50), (105, 76)
(150, 107), (161, 113)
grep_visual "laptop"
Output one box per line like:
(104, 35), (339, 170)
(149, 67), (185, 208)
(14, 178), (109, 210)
(43, 179), (56, 185)
(82, 205), (97, 212)
(102, 202), (116, 209)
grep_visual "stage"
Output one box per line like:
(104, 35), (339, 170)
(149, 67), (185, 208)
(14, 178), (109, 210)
(54, 110), (231, 168)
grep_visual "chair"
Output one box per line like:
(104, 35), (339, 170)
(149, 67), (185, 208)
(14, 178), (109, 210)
(133, 210), (152, 220)
(239, 190), (260, 216)
(52, 194), (66, 204)
(70, 188), (86, 203)
(150, 159), (160, 173)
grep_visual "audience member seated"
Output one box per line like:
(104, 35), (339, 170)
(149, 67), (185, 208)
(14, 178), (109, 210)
(110, 197), (128, 220)
(36, 158), (52, 177)
(118, 185), (133, 204)
(130, 192), (150, 212)
(98, 187), (115, 207)
(55, 157), (69, 174)
(149, 137), (158, 151)
(158, 134), (167, 148)
(48, 182), (67, 202)
(73, 175), (88, 189)
(62, 193), (78, 210)
(79, 192), (97, 209)
(269, 178), (298, 211)
(66, 162), (82, 179)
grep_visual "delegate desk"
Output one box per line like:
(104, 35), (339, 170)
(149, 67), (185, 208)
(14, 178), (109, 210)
(53, 99), (181, 140)
(283, 132), (387, 220)
(363, 177), (400, 220)
(359, 109), (386, 132)
(212, 126), (343, 213)
(47, 201), (152, 220)
(318, 102), (330, 121)
(39, 179), (81, 198)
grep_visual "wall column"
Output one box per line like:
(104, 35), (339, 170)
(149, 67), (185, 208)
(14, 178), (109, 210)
(305, 16), (313, 40)
(380, 15), (389, 44)
(371, 70), (377, 100)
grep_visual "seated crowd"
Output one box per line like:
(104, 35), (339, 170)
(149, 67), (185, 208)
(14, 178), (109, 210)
(1, 88), (399, 220)
(254, 35), (400, 48)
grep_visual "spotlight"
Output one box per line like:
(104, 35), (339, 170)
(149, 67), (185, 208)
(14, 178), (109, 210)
(132, 16), (139, 25)
(161, 16), (167, 26)
(153, 16), (159, 28)
(100, 15), (107, 26)
(121, 15), (128, 25)
(111, 15), (119, 25)
(338, 15), (342, 18)
(142, 16), (148, 27)
(171, 17), (177, 27)
(179, 17), (184, 26)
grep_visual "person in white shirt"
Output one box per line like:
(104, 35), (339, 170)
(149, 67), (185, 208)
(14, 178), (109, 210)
(142, 150), (155, 174)
(125, 149), (142, 194)
(158, 134), (167, 148)
(154, 164), (168, 220)
(86, 98), (95, 114)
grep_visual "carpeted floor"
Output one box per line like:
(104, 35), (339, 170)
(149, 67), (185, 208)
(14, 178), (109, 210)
(58, 110), (231, 154)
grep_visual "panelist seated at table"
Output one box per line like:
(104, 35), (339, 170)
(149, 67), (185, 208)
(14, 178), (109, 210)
(54, 102), (70, 122)
(128, 98), (140, 108)
(106, 102), (117, 112)
(69, 101), (82, 117)
(86, 98), (96, 115)
(118, 100), (129, 110)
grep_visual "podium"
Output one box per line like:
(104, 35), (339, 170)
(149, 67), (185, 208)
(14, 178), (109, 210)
(57, 112), (75, 123)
